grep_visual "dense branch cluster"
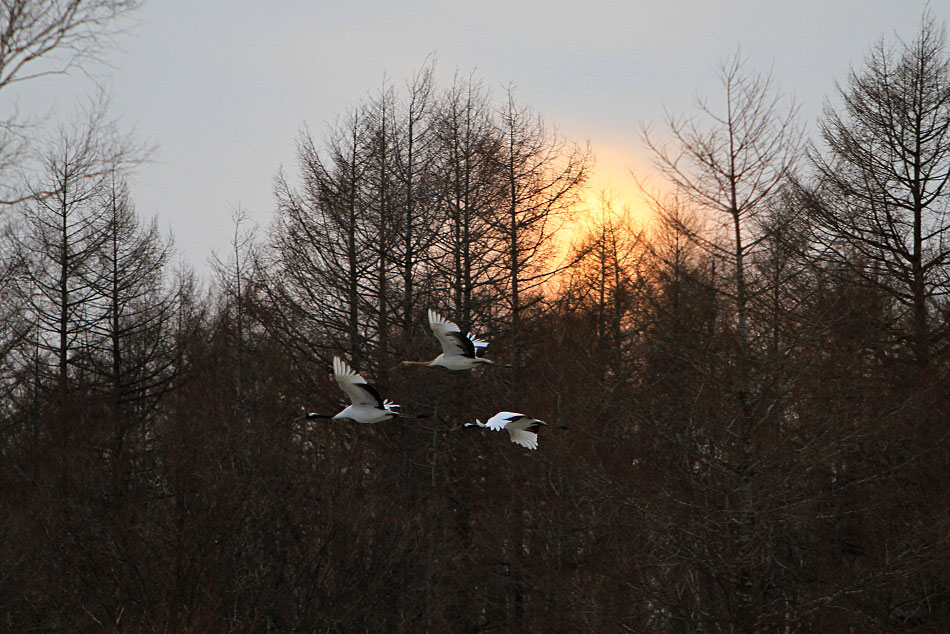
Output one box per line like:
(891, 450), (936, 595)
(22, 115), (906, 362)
(265, 70), (589, 376)
(2, 9), (950, 634)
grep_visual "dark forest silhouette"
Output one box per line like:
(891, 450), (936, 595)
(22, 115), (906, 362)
(2, 6), (950, 632)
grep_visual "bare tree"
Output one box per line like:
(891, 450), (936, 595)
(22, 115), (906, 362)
(362, 81), (398, 373)
(643, 52), (801, 369)
(641, 52), (802, 629)
(7, 100), (144, 494)
(81, 170), (180, 490)
(211, 205), (257, 408)
(0, 0), (142, 89)
(494, 87), (590, 365)
(0, 0), (144, 205)
(0, 222), (31, 400)
(806, 11), (950, 368)
(266, 112), (374, 376)
(389, 62), (442, 354)
(431, 74), (506, 330)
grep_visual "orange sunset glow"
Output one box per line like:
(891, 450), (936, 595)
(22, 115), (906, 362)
(556, 144), (655, 255)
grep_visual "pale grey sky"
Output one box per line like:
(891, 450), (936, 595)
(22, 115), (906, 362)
(7, 0), (938, 274)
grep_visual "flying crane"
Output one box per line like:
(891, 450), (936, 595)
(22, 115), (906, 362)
(392, 309), (512, 371)
(307, 356), (426, 424)
(464, 411), (548, 450)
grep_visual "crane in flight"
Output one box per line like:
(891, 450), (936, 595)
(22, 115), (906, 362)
(307, 356), (426, 424)
(464, 411), (548, 450)
(392, 309), (512, 371)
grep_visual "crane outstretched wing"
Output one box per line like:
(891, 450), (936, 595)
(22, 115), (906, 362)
(484, 411), (526, 431)
(507, 421), (545, 450)
(333, 356), (385, 408)
(428, 309), (479, 359)
(485, 411), (547, 450)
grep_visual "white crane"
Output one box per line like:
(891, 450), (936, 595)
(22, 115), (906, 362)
(307, 356), (426, 424)
(464, 411), (548, 450)
(392, 309), (512, 371)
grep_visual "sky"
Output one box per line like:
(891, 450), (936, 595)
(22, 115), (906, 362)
(6, 0), (939, 275)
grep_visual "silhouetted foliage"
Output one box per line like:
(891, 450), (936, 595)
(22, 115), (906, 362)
(3, 16), (950, 634)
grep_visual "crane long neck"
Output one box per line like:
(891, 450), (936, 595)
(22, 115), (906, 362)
(403, 359), (435, 367)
